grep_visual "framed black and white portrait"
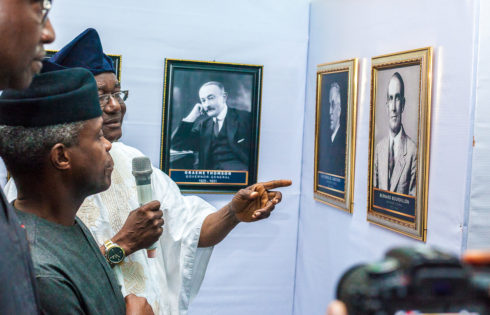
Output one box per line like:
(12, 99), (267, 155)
(160, 59), (263, 193)
(368, 47), (432, 241)
(314, 59), (358, 212)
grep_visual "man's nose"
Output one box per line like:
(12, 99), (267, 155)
(388, 100), (395, 111)
(103, 136), (112, 151)
(41, 19), (55, 44)
(104, 95), (122, 113)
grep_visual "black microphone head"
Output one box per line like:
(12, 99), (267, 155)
(132, 156), (153, 177)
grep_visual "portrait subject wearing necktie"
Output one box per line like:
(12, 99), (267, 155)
(373, 72), (417, 197)
(172, 81), (251, 171)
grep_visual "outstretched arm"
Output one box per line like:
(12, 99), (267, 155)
(198, 179), (292, 248)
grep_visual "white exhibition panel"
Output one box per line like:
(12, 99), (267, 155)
(2, 1), (488, 315)
(46, 1), (308, 315)
(467, 1), (490, 249)
(294, 1), (478, 314)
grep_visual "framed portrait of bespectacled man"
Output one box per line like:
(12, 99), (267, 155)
(367, 47), (433, 241)
(160, 59), (263, 193)
(314, 59), (359, 212)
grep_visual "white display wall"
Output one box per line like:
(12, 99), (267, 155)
(294, 1), (479, 314)
(45, 1), (309, 315)
(467, 0), (490, 249)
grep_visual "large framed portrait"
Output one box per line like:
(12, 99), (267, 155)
(367, 47), (433, 241)
(45, 50), (122, 82)
(160, 59), (263, 193)
(314, 59), (358, 212)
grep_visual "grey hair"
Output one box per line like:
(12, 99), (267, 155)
(0, 121), (85, 174)
(329, 82), (342, 109)
(329, 82), (341, 99)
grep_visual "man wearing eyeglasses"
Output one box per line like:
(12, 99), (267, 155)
(0, 0), (54, 313)
(0, 0), (54, 89)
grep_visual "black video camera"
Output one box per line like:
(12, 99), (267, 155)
(336, 247), (490, 315)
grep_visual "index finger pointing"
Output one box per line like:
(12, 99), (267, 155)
(260, 179), (292, 190)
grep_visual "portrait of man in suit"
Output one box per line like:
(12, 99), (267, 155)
(373, 72), (417, 196)
(318, 81), (347, 177)
(171, 81), (251, 171)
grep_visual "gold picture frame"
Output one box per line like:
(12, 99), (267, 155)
(314, 59), (358, 212)
(367, 47), (433, 241)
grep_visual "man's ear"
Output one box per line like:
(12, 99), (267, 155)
(50, 143), (71, 170)
(222, 91), (228, 101)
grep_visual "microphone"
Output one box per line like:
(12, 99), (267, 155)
(132, 156), (157, 258)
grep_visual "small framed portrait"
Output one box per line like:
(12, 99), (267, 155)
(314, 59), (359, 212)
(367, 47), (433, 241)
(45, 50), (122, 82)
(160, 59), (263, 193)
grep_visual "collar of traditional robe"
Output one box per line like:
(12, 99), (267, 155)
(0, 68), (101, 127)
(42, 28), (115, 75)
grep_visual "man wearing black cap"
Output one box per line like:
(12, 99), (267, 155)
(5, 28), (291, 315)
(0, 68), (156, 314)
(0, 0), (55, 313)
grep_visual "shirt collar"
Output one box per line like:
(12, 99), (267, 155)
(215, 105), (228, 122)
(390, 126), (403, 152)
(331, 123), (340, 142)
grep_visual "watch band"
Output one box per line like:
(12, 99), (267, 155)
(104, 240), (125, 267)
(104, 239), (115, 250)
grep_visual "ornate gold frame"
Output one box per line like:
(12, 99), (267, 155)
(314, 59), (358, 213)
(367, 47), (432, 241)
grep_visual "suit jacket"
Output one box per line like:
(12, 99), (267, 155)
(172, 108), (251, 170)
(373, 126), (417, 196)
(318, 123), (346, 177)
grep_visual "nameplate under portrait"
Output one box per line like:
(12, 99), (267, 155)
(367, 47), (433, 241)
(314, 59), (358, 213)
(160, 59), (262, 193)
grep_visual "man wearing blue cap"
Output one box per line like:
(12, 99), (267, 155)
(0, 68), (155, 314)
(0, 0), (55, 313)
(4, 28), (291, 315)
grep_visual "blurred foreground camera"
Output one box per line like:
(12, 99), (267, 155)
(336, 247), (490, 315)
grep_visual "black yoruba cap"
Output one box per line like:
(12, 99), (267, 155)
(0, 68), (102, 127)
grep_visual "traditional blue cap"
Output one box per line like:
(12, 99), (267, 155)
(42, 28), (115, 75)
(0, 68), (102, 127)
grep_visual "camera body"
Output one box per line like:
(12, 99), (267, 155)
(336, 247), (490, 315)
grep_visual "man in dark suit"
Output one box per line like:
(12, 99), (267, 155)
(0, 1), (54, 313)
(318, 82), (346, 177)
(172, 81), (251, 170)
(373, 72), (417, 196)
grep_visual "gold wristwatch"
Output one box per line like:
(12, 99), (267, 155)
(104, 240), (125, 267)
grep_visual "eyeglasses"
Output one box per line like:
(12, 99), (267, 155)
(99, 90), (129, 109)
(39, 0), (52, 24)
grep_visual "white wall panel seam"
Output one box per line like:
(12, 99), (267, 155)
(291, 5), (312, 315)
(461, 0), (480, 252)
